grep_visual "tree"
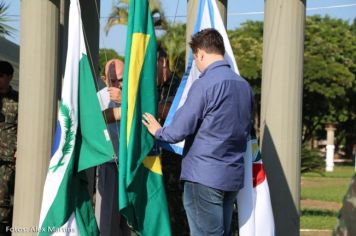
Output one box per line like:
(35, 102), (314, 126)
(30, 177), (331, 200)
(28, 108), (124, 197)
(98, 48), (123, 76)
(227, 16), (356, 158)
(104, 0), (167, 34)
(0, 1), (15, 37)
(303, 16), (356, 157)
(301, 144), (324, 174)
(159, 23), (186, 78)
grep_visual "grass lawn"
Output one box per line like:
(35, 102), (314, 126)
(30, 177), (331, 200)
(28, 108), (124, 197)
(303, 166), (355, 178)
(301, 209), (338, 229)
(300, 165), (355, 230)
(301, 178), (350, 202)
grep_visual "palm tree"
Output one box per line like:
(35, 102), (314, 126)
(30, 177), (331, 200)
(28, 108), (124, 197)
(104, 0), (167, 34)
(0, 1), (15, 37)
(159, 23), (186, 78)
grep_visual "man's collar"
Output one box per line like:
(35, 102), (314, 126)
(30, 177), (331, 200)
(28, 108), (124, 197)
(199, 60), (230, 78)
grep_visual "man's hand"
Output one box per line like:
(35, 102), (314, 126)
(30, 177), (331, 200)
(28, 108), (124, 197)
(113, 107), (121, 121)
(142, 113), (162, 136)
(108, 87), (122, 104)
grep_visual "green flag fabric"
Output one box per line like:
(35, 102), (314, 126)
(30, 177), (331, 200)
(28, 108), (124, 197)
(39, 0), (112, 234)
(77, 51), (115, 172)
(118, 0), (172, 235)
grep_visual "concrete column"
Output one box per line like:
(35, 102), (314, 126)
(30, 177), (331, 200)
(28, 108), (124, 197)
(186, 0), (199, 64)
(215, 0), (227, 27)
(12, 0), (59, 234)
(325, 124), (336, 172)
(260, 0), (306, 235)
(186, 0), (228, 63)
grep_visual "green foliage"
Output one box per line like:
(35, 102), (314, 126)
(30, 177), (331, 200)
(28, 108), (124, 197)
(227, 17), (355, 156)
(351, 18), (356, 34)
(0, 1), (15, 37)
(228, 21), (263, 111)
(159, 23), (186, 78)
(301, 145), (324, 174)
(303, 16), (356, 146)
(99, 48), (123, 76)
(105, 0), (167, 34)
(228, 21), (264, 128)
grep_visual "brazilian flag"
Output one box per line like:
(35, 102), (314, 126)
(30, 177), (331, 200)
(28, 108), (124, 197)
(118, 0), (172, 235)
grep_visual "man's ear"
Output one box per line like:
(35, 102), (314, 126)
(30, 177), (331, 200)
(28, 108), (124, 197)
(100, 75), (109, 86)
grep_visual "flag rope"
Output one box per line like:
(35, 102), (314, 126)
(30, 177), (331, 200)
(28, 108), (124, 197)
(158, 0), (183, 122)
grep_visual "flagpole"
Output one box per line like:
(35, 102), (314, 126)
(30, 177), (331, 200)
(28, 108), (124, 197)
(186, 0), (228, 64)
(79, 0), (100, 77)
(79, 0), (101, 197)
(13, 0), (60, 234)
(260, 0), (305, 235)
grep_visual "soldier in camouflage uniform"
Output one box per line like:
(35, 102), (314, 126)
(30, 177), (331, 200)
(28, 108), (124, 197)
(334, 173), (356, 236)
(0, 61), (18, 234)
(157, 47), (190, 236)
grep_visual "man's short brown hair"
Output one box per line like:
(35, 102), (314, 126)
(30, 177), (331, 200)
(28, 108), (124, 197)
(189, 28), (225, 56)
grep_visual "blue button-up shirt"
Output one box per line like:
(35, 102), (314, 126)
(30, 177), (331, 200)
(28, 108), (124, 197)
(155, 60), (253, 191)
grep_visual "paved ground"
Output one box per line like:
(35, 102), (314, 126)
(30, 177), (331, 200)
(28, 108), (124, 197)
(300, 229), (332, 236)
(301, 199), (341, 211)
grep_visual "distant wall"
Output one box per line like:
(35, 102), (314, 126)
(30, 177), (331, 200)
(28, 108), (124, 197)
(0, 37), (20, 91)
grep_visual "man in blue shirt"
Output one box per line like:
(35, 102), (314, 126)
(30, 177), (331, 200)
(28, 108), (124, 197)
(143, 28), (253, 236)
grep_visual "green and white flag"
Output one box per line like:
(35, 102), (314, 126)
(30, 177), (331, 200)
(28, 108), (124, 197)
(38, 0), (113, 234)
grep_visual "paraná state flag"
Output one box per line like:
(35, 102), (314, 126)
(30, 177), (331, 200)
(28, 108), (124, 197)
(39, 0), (113, 234)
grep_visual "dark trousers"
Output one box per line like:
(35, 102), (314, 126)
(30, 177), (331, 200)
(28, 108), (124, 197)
(96, 163), (131, 236)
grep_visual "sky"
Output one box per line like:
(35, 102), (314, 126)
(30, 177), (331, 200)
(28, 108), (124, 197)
(3, 0), (356, 56)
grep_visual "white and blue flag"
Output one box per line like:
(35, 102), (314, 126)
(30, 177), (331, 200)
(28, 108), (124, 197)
(162, 0), (238, 154)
